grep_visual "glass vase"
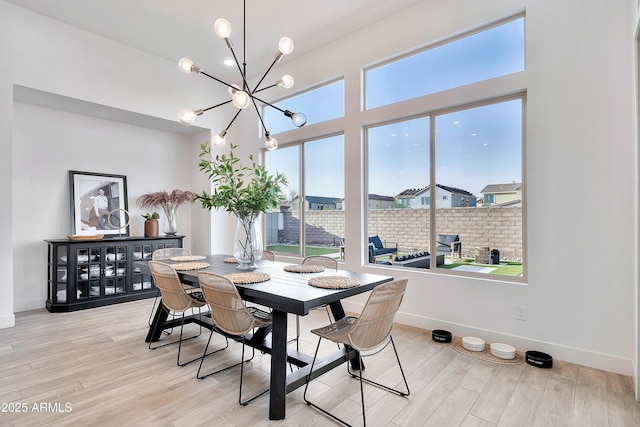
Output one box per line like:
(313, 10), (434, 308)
(233, 216), (263, 270)
(162, 205), (178, 236)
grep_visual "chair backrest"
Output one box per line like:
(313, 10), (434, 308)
(302, 255), (338, 270)
(347, 278), (408, 351)
(152, 247), (191, 260)
(262, 250), (275, 261)
(148, 261), (195, 312)
(197, 271), (260, 336)
(437, 234), (459, 247)
(368, 236), (383, 249)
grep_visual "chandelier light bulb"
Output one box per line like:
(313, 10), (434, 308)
(213, 18), (232, 39)
(278, 75), (294, 89)
(292, 112), (307, 127)
(278, 37), (294, 55)
(265, 135), (278, 151)
(232, 90), (251, 109)
(213, 131), (227, 148)
(178, 58), (194, 74)
(178, 109), (197, 125)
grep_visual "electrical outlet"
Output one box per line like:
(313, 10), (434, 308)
(516, 305), (527, 321)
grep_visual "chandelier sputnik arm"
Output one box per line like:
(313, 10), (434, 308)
(177, 1), (306, 151)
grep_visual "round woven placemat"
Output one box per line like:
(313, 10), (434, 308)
(171, 262), (210, 271)
(451, 337), (524, 365)
(284, 264), (325, 273)
(170, 255), (206, 262)
(223, 257), (238, 263)
(225, 272), (270, 284)
(308, 276), (360, 289)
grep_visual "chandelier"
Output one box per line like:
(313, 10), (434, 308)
(177, 0), (306, 151)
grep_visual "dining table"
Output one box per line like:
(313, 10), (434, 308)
(136, 254), (394, 420)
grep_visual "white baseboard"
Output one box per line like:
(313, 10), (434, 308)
(341, 300), (634, 377)
(14, 298), (46, 313)
(0, 313), (15, 329)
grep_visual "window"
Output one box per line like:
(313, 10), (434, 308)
(434, 99), (523, 276)
(484, 194), (495, 204)
(264, 135), (345, 259)
(263, 80), (344, 135)
(365, 17), (524, 110)
(366, 98), (523, 277)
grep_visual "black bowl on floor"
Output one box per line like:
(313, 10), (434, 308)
(432, 329), (452, 343)
(525, 350), (553, 368)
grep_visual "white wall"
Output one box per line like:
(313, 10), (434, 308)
(12, 102), (195, 310)
(243, 0), (638, 377)
(1, 0), (638, 381)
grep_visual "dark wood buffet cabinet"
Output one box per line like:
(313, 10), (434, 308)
(45, 235), (184, 312)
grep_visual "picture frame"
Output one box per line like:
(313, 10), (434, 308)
(69, 171), (129, 237)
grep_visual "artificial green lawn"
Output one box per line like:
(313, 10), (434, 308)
(438, 258), (523, 276)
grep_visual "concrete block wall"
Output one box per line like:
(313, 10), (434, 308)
(272, 206), (522, 260)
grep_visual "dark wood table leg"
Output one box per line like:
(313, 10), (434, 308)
(145, 304), (169, 342)
(269, 309), (287, 420)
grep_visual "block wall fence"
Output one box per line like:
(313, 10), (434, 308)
(270, 206), (523, 260)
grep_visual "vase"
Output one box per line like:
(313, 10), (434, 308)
(144, 219), (159, 237)
(162, 206), (178, 236)
(233, 216), (263, 270)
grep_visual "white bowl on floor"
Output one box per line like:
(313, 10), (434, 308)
(490, 343), (516, 359)
(462, 336), (485, 352)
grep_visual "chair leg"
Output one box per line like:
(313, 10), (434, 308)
(149, 311), (204, 365)
(287, 315), (301, 352)
(304, 337), (352, 426)
(239, 339), (270, 406)
(147, 289), (160, 326)
(346, 336), (410, 397)
(197, 334), (256, 380)
(195, 329), (231, 379)
(176, 311), (206, 367)
(305, 336), (410, 427)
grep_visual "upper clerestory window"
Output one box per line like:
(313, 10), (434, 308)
(364, 16), (524, 110)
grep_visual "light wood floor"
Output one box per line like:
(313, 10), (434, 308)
(1, 299), (639, 426)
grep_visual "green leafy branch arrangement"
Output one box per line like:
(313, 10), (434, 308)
(195, 142), (288, 221)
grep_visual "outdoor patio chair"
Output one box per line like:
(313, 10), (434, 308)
(196, 271), (272, 406)
(147, 261), (207, 366)
(303, 277), (410, 426)
(368, 235), (398, 263)
(436, 234), (462, 260)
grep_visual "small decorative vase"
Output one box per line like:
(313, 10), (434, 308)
(233, 216), (263, 270)
(144, 219), (159, 237)
(162, 206), (178, 236)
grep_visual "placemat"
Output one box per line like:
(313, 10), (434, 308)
(225, 272), (270, 284)
(451, 337), (524, 365)
(223, 257), (238, 263)
(170, 255), (206, 262)
(284, 264), (325, 273)
(308, 276), (360, 289)
(171, 262), (210, 271)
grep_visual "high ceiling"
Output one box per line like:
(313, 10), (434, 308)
(6, 0), (422, 82)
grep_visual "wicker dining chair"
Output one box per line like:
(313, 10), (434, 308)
(147, 261), (207, 366)
(303, 278), (410, 426)
(289, 256), (339, 350)
(147, 248), (194, 326)
(262, 250), (275, 261)
(196, 271), (273, 406)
